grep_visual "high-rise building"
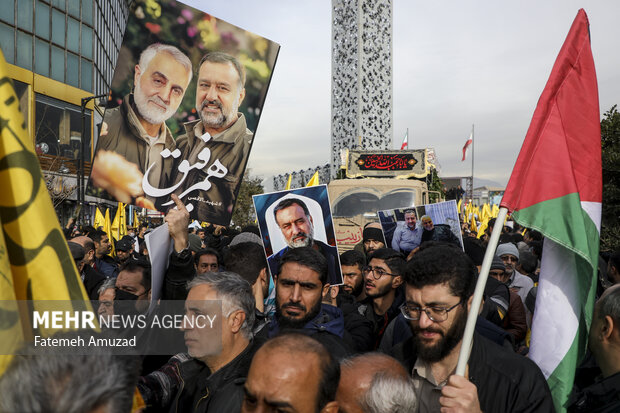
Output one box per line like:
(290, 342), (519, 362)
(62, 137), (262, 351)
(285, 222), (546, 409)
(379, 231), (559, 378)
(331, 0), (393, 177)
(0, 0), (129, 222)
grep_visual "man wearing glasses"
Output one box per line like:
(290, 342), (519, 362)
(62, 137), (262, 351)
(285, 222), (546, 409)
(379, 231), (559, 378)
(496, 243), (534, 309)
(358, 248), (406, 349)
(390, 244), (553, 412)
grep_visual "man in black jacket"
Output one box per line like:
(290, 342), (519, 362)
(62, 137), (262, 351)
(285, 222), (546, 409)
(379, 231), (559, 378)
(568, 284), (620, 412)
(258, 247), (352, 360)
(358, 248), (405, 349)
(139, 271), (260, 412)
(389, 244), (554, 412)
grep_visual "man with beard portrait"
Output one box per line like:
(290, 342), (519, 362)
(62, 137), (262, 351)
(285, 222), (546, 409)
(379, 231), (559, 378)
(170, 51), (254, 224)
(95, 43), (193, 206)
(267, 198), (340, 285)
(256, 247), (351, 360)
(389, 244), (554, 413)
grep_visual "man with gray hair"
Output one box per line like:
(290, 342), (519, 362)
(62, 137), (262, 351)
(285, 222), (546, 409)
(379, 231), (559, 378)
(95, 43), (193, 204)
(0, 334), (139, 413)
(336, 352), (417, 413)
(172, 51), (254, 224)
(139, 270), (262, 412)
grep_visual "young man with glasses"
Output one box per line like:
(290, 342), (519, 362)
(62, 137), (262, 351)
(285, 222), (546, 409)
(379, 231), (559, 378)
(358, 248), (406, 349)
(390, 244), (553, 413)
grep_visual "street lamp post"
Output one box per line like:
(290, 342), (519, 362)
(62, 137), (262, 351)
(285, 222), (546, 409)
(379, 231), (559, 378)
(79, 94), (108, 224)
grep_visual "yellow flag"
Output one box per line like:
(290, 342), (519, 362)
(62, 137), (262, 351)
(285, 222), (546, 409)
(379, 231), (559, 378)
(477, 217), (489, 239)
(491, 204), (499, 218)
(0, 50), (89, 372)
(465, 202), (473, 221)
(93, 207), (105, 230)
(133, 210), (139, 228)
(470, 214), (478, 233)
(111, 202), (126, 240)
(306, 171), (319, 187)
(481, 203), (491, 222)
(119, 203), (127, 239)
(285, 174), (292, 190)
(457, 199), (462, 216)
(103, 208), (115, 257)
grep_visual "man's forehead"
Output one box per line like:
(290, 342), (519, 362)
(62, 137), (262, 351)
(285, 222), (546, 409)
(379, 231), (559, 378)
(369, 258), (388, 268)
(280, 262), (320, 282)
(199, 254), (218, 262)
(187, 283), (217, 301)
(276, 205), (308, 223)
(341, 264), (361, 274)
(146, 52), (190, 78)
(405, 282), (456, 302)
(117, 269), (142, 282)
(249, 349), (321, 397)
(198, 60), (240, 83)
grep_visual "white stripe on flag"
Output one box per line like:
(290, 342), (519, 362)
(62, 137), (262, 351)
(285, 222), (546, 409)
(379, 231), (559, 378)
(529, 238), (580, 378)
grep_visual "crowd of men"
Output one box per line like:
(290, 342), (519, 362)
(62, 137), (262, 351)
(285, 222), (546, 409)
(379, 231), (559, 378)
(1, 198), (620, 413)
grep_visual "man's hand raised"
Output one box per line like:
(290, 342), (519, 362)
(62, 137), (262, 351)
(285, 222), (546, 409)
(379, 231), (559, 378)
(165, 194), (190, 253)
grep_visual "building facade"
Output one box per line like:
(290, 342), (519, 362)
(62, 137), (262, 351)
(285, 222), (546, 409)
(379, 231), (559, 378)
(331, 0), (393, 177)
(0, 0), (129, 223)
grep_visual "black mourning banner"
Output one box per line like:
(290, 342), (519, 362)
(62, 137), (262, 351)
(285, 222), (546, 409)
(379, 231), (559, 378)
(355, 153), (418, 171)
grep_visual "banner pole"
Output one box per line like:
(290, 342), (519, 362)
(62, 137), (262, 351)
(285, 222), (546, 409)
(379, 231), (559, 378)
(455, 206), (508, 376)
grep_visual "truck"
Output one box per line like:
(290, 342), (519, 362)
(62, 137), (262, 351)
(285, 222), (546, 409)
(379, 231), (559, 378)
(327, 149), (441, 251)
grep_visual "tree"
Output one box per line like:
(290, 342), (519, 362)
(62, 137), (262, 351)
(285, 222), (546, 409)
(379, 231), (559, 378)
(231, 170), (264, 229)
(601, 105), (620, 251)
(426, 167), (445, 203)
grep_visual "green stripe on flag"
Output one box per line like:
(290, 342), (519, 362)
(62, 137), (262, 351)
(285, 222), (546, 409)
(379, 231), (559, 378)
(512, 193), (599, 269)
(512, 193), (599, 412)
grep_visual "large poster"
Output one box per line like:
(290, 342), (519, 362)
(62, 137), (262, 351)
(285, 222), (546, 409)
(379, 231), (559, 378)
(253, 185), (343, 286)
(378, 200), (463, 257)
(87, 0), (279, 225)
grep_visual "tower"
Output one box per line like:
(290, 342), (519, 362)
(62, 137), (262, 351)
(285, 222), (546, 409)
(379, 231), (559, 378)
(331, 0), (393, 177)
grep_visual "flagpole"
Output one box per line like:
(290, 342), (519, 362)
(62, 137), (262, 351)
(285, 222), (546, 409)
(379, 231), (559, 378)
(456, 206), (508, 376)
(407, 128), (409, 149)
(471, 124), (474, 200)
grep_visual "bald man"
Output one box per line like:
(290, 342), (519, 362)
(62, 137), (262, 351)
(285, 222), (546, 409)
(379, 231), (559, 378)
(336, 352), (416, 413)
(242, 333), (339, 413)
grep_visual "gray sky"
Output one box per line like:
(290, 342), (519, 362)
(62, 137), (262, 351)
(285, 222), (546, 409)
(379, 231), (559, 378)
(184, 0), (620, 186)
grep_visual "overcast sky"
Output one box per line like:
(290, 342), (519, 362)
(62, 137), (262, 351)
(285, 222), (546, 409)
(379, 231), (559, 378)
(183, 0), (620, 186)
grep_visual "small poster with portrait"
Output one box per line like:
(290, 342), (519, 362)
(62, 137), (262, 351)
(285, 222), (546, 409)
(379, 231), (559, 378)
(378, 200), (463, 257)
(252, 185), (343, 286)
(87, 0), (279, 226)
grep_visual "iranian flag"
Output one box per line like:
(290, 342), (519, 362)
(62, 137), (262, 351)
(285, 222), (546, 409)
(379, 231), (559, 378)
(461, 133), (472, 161)
(500, 9), (601, 412)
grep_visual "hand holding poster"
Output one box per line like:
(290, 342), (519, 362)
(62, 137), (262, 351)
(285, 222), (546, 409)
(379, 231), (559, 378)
(87, 0), (279, 226)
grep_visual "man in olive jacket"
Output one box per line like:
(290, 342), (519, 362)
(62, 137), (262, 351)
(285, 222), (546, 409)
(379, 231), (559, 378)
(95, 43), (192, 205)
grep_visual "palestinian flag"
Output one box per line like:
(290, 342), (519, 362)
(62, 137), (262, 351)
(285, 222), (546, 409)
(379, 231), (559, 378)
(500, 9), (601, 412)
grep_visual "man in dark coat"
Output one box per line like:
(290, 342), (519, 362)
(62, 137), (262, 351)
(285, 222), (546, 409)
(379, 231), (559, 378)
(139, 271), (260, 412)
(258, 247), (351, 360)
(568, 285), (620, 412)
(389, 244), (554, 412)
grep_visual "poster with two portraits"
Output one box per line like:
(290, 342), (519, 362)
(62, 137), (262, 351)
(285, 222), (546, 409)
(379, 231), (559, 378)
(88, 0), (279, 226)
